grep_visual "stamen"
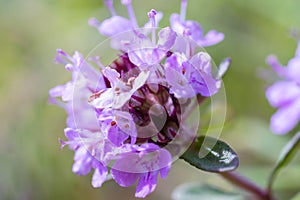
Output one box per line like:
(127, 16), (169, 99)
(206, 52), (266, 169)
(114, 87), (121, 95)
(180, 0), (188, 22)
(88, 56), (105, 69)
(88, 90), (105, 103)
(104, 0), (116, 16)
(65, 64), (73, 71)
(121, 0), (138, 28)
(56, 49), (73, 62)
(183, 28), (192, 58)
(148, 9), (157, 44)
(127, 77), (136, 86)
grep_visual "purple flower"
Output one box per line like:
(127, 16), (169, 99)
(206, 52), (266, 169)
(61, 128), (110, 187)
(266, 41), (300, 134)
(165, 52), (230, 98)
(51, 0), (228, 198)
(111, 143), (172, 198)
(89, 0), (163, 51)
(49, 50), (105, 131)
(127, 26), (177, 69)
(170, 0), (224, 48)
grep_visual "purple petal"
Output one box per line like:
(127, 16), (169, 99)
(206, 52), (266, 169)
(112, 145), (172, 173)
(197, 30), (224, 47)
(188, 52), (221, 96)
(157, 148), (172, 179)
(61, 82), (74, 101)
(111, 71), (149, 109)
(64, 128), (79, 141)
(128, 48), (161, 68)
(111, 169), (139, 187)
(108, 125), (129, 146)
(185, 20), (204, 42)
(49, 85), (65, 97)
(92, 161), (108, 188)
(170, 13), (186, 34)
(114, 110), (137, 138)
(90, 89), (114, 109)
(157, 27), (176, 51)
(296, 41), (300, 57)
(270, 99), (300, 134)
(165, 54), (182, 71)
(216, 58), (231, 79)
(98, 16), (132, 37)
(189, 71), (220, 97)
(159, 166), (171, 179)
(266, 81), (300, 107)
(135, 171), (159, 198)
(97, 107), (113, 119)
(72, 147), (93, 176)
(70, 107), (100, 131)
(165, 66), (195, 98)
(190, 52), (212, 74)
(102, 67), (120, 86)
(138, 143), (160, 152)
(286, 57), (300, 82)
(88, 17), (101, 28)
(266, 55), (286, 77)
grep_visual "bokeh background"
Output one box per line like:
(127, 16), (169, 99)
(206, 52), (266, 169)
(1, 0), (300, 199)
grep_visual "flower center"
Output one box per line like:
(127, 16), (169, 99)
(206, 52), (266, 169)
(107, 53), (181, 147)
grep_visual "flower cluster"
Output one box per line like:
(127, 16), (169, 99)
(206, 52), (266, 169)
(50, 0), (229, 198)
(266, 41), (300, 134)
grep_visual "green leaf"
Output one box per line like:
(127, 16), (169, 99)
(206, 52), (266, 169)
(172, 183), (243, 200)
(268, 132), (300, 191)
(180, 136), (239, 172)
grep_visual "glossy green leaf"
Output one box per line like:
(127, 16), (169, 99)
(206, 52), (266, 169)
(268, 132), (300, 191)
(180, 136), (239, 172)
(172, 183), (243, 200)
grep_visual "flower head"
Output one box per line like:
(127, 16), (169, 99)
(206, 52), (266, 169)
(266, 41), (300, 134)
(50, 0), (228, 198)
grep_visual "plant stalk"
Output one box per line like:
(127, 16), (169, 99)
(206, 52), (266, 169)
(220, 171), (276, 200)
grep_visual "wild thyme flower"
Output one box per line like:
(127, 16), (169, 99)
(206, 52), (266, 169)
(50, 0), (228, 198)
(170, 0), (224, 47)
(266, 41), (300, 134)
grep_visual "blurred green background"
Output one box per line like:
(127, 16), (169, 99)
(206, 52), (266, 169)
(1, 0), (300, 199)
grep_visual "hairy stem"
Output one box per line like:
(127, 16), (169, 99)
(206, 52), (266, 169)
(220, 171), (276, 200)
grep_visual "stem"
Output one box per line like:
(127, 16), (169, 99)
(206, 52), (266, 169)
(105, 0), (116, 16)
(180, 0), (188, 22)
(220, 171), (276, 200)
(126, 3), (138, 28)
(148, 9), (157, 44)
